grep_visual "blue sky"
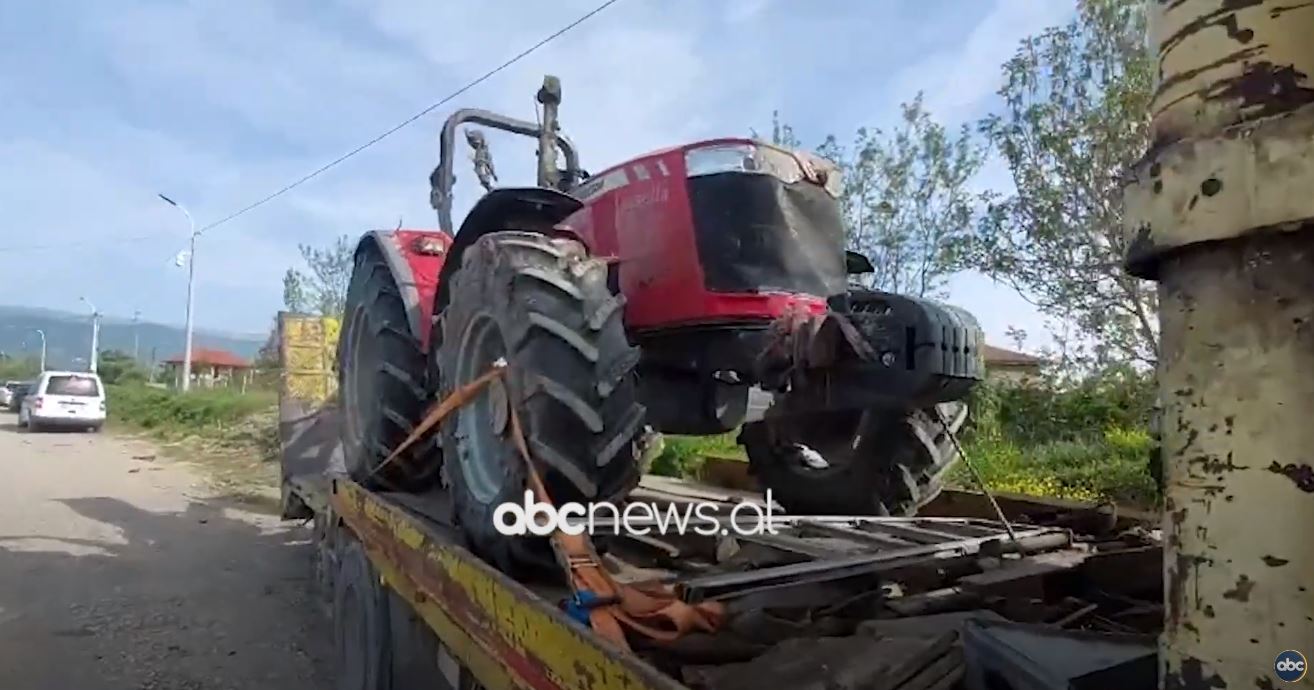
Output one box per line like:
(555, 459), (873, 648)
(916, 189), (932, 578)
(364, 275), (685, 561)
(0, 0), (1073, 348)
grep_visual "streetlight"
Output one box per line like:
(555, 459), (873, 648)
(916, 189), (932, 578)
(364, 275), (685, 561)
(79, 297), (100, 373)
(160, 193), (197, 392)
(132, 310), (142, 362)
(31, 329), (46, 372)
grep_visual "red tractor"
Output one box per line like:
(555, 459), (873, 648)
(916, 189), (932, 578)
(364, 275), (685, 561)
(338, 76), (983, 571)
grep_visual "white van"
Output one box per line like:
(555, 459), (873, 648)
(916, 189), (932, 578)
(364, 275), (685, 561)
(18, 371), (107, 432)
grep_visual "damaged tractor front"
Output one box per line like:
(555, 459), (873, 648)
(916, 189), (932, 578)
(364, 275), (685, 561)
(743, 288), (983, 517)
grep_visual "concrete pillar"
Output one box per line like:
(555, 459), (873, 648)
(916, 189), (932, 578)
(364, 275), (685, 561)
(1123, 2), (1314, 688)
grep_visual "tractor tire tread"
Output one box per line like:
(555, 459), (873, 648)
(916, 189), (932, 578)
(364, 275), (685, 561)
(439, 232), (642, 573)
(339, 245), (439, 492)
(745, 401), (966, 517)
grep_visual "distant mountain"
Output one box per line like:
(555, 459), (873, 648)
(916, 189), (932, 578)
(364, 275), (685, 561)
(0, 305), (265, 370)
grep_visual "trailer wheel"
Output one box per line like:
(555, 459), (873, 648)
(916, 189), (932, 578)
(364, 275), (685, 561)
(742, 402), (967, 516)
(334, 537), (391, 690)
(339, 244), (439, 491)
(439, 231), (643, 574)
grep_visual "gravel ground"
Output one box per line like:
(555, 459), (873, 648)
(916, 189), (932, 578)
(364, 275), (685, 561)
(0, 413), (333, 689)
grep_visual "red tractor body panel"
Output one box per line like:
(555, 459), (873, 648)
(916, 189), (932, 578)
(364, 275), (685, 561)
(560, 138), (831, 332)
(364, 229), (452, 351)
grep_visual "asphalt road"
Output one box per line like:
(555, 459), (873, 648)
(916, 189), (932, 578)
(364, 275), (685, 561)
(0, 413), (333, 689)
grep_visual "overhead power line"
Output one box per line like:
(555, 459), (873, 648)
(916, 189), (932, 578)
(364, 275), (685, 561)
(196, 0), (623, 236)
(0, 0), (624, 254)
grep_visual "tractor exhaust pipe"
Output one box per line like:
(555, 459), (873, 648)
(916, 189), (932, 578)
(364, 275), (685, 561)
(429, 75), (581, 234)
(536, 75), (563, 191)
(1123, 2), (1314, 687)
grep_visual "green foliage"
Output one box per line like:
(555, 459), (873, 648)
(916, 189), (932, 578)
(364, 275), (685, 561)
(108, 384), (275, 436)
(649, 433), (741, 478)
(283, 234), (355, 318)
(822, 96), (985, 297)
(955, 433), (1156, 506)
(761, 96), (984, 298)
(0, 356), (41, 381)
(958, 369), (1159, 506)
(97, 349), (149, 385)
(971, 0), (1157, 366)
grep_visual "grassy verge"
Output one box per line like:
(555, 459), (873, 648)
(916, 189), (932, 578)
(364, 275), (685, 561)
(648, 372), (1161, 510)
(651, 428), (1157, 509)
(107, 384), (281, 509)
(950, 428), (1158, 506)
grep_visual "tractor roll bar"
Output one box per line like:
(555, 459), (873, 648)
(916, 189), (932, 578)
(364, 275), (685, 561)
(428, 80), (581, 235)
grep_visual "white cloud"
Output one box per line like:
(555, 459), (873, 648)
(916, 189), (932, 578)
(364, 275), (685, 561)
(0, 0), (1074, 349)
(889, 0), (1074, 124)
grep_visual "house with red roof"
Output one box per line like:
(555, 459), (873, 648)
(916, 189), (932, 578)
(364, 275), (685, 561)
(161, 347), (252, 389)
(982, 344), (1046, 385)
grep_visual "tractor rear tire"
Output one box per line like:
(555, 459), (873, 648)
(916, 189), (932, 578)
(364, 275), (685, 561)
(438, 232), (644, 575)
(742, 402), (967, 516)
(338, 245), (439, 491)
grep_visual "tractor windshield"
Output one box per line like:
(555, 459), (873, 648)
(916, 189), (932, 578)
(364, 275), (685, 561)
(684, 143), (847, 298)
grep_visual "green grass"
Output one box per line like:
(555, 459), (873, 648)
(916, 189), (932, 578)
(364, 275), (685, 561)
(648, 432), (742, 477)
(954, 427), (1158, 507)
(106, 384), (283, 509)
(107, 384), (279, 458)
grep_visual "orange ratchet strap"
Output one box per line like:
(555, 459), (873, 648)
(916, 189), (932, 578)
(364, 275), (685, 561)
(372, 362), (724, 650)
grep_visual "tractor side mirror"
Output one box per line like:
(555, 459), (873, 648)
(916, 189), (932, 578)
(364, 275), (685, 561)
(845, 250), (875, 275)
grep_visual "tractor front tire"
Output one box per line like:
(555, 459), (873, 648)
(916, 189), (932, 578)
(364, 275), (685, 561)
(338, 245), (438, 491)
(439, 232), (644, 575)
(742, 402), (967, 516)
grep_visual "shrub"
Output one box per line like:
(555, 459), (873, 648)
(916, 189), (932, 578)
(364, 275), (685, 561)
(649, 432), (741, 477)
(957, 367), (1159, 507)
(107, 384), (276, 436)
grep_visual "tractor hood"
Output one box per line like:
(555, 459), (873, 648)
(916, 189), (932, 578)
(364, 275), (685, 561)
(684, 143), (847, 298)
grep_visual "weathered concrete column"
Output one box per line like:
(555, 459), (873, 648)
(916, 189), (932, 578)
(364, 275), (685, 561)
(1123, 2), (1314, 688)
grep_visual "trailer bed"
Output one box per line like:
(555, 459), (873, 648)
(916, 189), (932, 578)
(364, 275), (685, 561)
(275, 313), (1163, 690)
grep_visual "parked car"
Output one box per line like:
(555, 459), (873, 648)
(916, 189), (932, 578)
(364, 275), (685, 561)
(5, 381), (33, 411)
(0, 380), (22, 408)
(18, 371), (106, 432)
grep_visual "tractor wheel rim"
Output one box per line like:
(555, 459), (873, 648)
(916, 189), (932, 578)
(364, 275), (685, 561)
(455, 314), (508, 504)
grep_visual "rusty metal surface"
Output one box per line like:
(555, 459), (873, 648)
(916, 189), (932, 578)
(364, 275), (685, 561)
(277, 313), (344, 517)
(1148, 0), (1313, 147)
(278, 312), (340, 405)
(1124, 103), (1314, 278)
(331, 479), (684, 690)
(1157, 232), (1314, 689)
(1125, 1), (1314, 277)
(1124, 3), (1314, 688)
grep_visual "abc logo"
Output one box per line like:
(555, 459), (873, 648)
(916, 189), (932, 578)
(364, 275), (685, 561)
(1275, 650), (1308, 683)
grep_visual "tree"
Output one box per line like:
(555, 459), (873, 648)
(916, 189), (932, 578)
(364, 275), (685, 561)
(972, 0), (1156, 366)
(0, 356), (41, 381)
(763, 100), (984, 298)
(98, 349), (147, 384)
(283, 235), (354, 318)
(816, 95), (984, 297)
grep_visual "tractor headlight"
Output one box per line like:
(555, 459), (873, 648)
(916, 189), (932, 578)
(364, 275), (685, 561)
(684, 143), (760, 177)
(684, 142), (842, 198)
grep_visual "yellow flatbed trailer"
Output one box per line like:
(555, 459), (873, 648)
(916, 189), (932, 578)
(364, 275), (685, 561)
(275, 313), (1155, 690)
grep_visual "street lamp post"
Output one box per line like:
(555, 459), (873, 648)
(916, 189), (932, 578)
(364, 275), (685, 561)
(79, 297), (100, 373)
(159, 194), (197, 392)
(31, 329), (46, 372)
(132, 310), (141, 361)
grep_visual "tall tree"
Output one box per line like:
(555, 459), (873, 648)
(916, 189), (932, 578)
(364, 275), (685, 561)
(769, 97), (982, 297)
(817, 95), (983, 297)
(973, 0), (1156, 366)
(283, 235), (355, 318)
